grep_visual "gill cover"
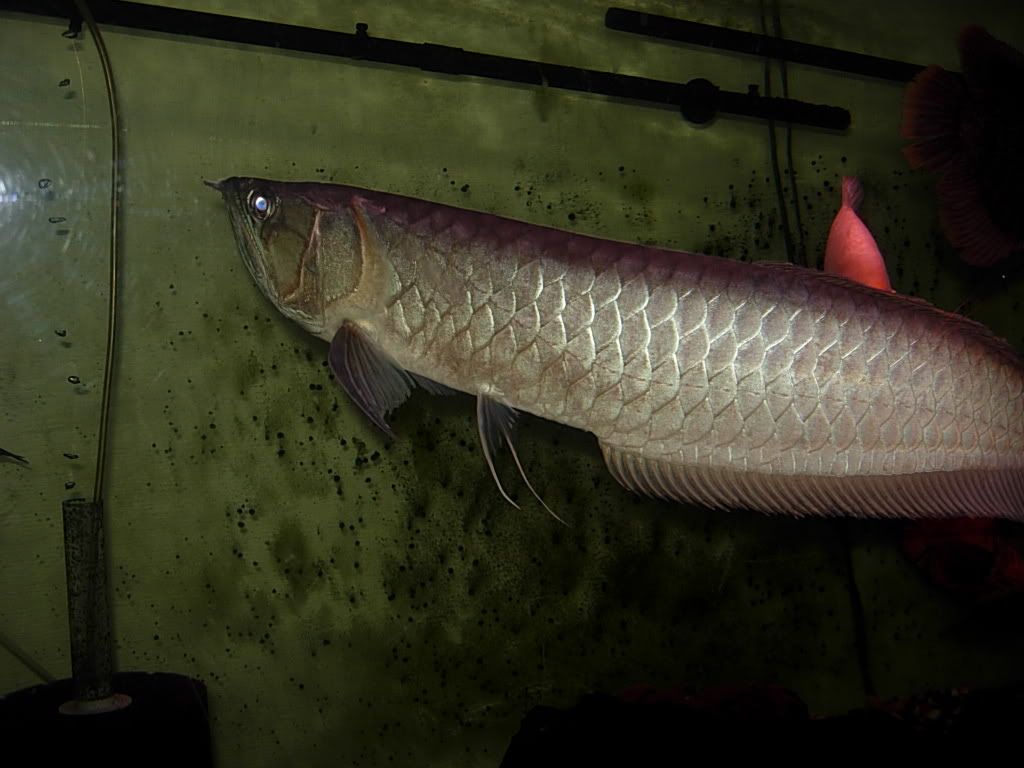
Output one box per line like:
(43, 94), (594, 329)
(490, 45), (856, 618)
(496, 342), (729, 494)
(207, 176), (364, 334)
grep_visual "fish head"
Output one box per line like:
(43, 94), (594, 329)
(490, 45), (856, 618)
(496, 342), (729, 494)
(206, 176), (365, 336)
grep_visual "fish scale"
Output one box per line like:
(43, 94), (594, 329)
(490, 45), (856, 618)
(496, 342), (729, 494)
(368, 193), (1024, 510)
(210, 178), (1024, 520)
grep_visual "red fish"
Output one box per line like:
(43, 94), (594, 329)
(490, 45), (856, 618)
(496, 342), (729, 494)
(901, 25), (1024, 266)
(902, 517), (1024, 600)
(824, 177), (894, 292)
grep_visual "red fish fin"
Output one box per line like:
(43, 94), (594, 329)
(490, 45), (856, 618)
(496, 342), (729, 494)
(958, 25), (1024, 86)
(840, 176), (863, 211)
(937, 158), (1019, 266)
(900, 65), (966, 172)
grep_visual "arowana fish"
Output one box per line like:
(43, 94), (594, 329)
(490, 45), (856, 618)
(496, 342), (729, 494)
(206, 177), (1024, 521)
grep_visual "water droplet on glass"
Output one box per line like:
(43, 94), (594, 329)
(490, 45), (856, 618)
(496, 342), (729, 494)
(67, 375), (80, 384)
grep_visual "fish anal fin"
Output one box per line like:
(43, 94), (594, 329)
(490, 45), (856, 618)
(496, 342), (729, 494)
(599, 443), (1024, 521)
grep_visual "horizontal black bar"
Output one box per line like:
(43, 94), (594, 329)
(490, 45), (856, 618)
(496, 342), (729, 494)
(605, 7), (926, 83)
(0, 0), (850, 129)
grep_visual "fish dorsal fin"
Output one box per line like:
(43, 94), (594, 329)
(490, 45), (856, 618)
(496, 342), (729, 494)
(477, 395), (567, 525)
(328, 321), (417, 436)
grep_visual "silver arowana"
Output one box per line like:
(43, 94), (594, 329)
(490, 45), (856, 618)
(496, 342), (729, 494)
(207, 177), (1024, 521)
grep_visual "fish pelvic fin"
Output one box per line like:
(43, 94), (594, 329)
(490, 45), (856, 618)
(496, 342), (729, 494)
(476, 395), (567, 526)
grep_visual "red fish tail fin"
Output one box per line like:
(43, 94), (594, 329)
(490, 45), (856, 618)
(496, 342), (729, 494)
(840, 176), (863, 211)
(900, 65), (966, 171)
(938, 158), (1019, 266)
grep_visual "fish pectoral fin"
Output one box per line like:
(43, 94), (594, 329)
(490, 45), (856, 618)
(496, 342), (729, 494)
(476, 395), (567, 526)
(328, 321), (416, 437)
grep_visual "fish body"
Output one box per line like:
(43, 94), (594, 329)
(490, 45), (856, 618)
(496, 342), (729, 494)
(209, 177), (1024, 521)
(824, 177), (892, 292)
(901, 25), (1024, 266)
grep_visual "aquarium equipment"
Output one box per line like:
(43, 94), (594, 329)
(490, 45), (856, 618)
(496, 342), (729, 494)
(6, 0), (851, 129)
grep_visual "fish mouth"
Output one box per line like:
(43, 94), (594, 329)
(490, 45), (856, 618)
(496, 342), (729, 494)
(208, 177), (267, 285)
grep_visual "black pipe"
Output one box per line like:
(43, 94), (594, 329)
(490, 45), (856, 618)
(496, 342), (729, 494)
(606, 7), (927, 83)
(1, 0), (850, 130)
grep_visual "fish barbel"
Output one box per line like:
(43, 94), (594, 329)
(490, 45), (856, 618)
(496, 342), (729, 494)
(207, 177), (1024, 521)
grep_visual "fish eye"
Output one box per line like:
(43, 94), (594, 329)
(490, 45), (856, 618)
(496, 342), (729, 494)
(247, 190), (275, 220)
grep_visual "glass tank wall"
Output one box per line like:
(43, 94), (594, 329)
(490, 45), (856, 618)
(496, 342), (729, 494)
(2, 0), (1024, 764)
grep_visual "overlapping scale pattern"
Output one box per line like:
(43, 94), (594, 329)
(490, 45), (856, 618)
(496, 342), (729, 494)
(362, 193), (1024, 519)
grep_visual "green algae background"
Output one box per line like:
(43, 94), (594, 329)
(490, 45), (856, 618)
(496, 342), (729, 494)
(2, 1), (1024, 765)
